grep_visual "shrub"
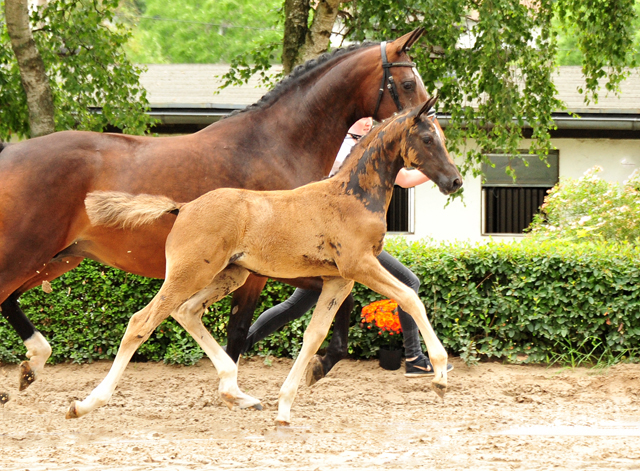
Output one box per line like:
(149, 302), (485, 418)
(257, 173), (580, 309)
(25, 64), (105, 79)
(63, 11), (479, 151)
(1, 238), (639, 366)
(528, 166), (640, 243)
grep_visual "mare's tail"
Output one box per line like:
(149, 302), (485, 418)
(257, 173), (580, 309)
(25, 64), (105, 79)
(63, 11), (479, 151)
(85, 191), (181, 229)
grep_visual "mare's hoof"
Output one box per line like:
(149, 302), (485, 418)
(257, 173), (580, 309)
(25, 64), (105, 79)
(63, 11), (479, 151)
(275, 420), (290, 427)
(431, 381), (447, 400)
(66, 401), (80, 419)
(305, 355), (325, 387)
(0, 392), (9, 405)
(19, 362), (36, 391)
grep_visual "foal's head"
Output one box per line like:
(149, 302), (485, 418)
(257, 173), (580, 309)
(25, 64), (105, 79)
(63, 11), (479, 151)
(400, 97), (463, 195)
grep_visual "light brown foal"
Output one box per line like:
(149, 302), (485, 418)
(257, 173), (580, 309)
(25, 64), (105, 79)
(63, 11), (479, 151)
(70, 97), (462, 425)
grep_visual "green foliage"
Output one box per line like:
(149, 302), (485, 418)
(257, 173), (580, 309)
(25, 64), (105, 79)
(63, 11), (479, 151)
(345, 0), (638, 179)
(554, 0), (639, 98)
(3, 239), (640, 368)
(122, 0), (283, 65)
(0, 0), (155, 140)
(213, 1), (638, 180)
(528, 166), (640, 243)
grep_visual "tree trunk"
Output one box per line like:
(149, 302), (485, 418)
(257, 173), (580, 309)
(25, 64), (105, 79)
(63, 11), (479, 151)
(299, 0), (342, 63)
(4, 0), (55, 137)
(282, 0), (311, 74)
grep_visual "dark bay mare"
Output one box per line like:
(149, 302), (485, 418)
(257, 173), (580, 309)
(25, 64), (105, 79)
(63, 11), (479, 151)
(0, 28), (428, 394)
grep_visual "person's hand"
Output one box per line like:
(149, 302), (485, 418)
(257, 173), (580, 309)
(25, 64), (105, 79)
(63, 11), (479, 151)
(395, 168), (430, 188)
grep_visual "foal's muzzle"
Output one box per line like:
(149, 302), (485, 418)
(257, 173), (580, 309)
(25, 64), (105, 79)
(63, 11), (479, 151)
(439, 177), (463, 195)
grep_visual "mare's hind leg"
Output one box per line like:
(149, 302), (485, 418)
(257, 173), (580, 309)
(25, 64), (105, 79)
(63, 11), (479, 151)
(276, 277), (354, 426)
(225, 274), (268, 363)
(306, 294), (354, 386)
(2, 255), (84, 390)
(171, 265), (261, 410)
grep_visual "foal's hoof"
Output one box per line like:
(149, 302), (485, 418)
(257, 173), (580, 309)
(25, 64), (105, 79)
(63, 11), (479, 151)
(0, 392), (9, 405)
(242, 402), (263, 411)
(305, 355), (325, 387)
(221, 392), (263, 411)
(275, 420), (290, 427)
(66, 401), (80, 419)
(19, 362), (36, 391)
(431, 380), (447, 400)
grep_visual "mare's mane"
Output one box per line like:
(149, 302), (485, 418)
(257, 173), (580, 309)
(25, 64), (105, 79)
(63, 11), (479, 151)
(226, 41), (379, 118)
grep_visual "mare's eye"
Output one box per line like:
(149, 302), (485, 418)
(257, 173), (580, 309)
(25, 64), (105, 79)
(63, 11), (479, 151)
(402, 81), (415, 91)
(422, 136), (433, 145)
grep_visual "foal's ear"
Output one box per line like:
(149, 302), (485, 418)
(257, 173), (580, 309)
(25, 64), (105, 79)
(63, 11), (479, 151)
(393, 27), (425, 54)
(415, 96), (438, 120)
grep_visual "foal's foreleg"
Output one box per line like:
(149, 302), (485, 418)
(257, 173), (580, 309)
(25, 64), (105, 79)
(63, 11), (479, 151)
(353, 257), (448, 398)
(171, 266), (261, 410)
(276, 277), (354, 426)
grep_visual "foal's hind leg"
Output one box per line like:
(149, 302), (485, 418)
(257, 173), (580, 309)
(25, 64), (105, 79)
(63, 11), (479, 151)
(277, 277), (354, 426)
(171, 266), (262, 410)
(66, 295), (172, 418)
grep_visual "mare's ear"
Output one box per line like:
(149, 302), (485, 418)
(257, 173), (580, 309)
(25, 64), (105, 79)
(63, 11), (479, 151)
(392, 27), (425, 54)
(414, 96), (438, 121)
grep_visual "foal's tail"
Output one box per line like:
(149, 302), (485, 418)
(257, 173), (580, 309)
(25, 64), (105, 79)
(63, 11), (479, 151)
(85, 191), (182, 229)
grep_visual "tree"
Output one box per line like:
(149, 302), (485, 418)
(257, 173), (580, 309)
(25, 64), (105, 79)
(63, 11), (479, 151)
(4, 0), (55, 137)
(0, 0), (154, 140)
(282, 0), (343, 74)
(343, 0), (638, 178)
(223, 0), (639, 179)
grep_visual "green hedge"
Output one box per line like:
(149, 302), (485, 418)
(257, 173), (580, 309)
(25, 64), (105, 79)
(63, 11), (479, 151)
(2, 238), (640, 366)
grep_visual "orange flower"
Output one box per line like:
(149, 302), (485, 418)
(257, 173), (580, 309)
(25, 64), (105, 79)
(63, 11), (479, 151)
(361, 299), (402, 334)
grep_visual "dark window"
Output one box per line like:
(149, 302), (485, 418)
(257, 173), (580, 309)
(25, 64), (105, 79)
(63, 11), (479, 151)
(482, 151), (559, 234)
(387, 186), (412, 233)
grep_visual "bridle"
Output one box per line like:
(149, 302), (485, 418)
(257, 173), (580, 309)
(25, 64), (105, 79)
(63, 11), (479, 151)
(372, 41), (418, 118)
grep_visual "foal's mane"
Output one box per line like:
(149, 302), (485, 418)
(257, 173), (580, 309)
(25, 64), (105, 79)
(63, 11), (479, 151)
(226, 41), (379, 118)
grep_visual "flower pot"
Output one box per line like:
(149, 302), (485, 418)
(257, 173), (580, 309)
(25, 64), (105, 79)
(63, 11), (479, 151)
(378, 347), (403, 371)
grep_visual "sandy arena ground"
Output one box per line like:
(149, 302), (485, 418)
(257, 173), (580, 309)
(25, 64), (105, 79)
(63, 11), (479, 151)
(1, 357), (640, 470)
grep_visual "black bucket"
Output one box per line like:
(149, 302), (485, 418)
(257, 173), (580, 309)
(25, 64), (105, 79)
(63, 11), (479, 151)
(378, 348), (403, 370)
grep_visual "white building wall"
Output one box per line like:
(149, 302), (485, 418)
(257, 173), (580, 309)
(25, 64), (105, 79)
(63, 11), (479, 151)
(404, 138), (640, 243)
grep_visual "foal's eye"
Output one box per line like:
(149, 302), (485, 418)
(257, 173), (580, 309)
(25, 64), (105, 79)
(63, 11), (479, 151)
(402, 81), (415, 91)
(422, 136), (433, 145)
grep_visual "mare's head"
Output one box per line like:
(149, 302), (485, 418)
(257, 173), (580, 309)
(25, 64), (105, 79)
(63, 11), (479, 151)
(400, 97), (462, 195)
(356, 28), (430, 121)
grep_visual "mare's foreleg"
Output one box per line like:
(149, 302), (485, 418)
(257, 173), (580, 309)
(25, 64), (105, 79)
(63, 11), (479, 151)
(353, 256), (448, 398)
(306, 294), (354, 386)
(276, 277), (354, 426)
(171, 265), (261, 410)
(225, 274), (268, 362)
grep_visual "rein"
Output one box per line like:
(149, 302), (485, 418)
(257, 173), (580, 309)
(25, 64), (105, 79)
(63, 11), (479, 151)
(373, 41), (417, 118)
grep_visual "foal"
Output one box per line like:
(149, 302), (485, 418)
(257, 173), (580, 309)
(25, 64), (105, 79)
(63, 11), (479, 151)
(70, 98), (462, 425)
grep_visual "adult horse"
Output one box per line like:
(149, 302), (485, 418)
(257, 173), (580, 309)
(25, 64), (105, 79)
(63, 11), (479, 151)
(72, 98), (462, 424)
(0, 28), (428, 393)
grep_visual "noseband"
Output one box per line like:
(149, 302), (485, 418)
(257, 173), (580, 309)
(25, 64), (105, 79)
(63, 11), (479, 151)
(373, 41), (418, 118)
